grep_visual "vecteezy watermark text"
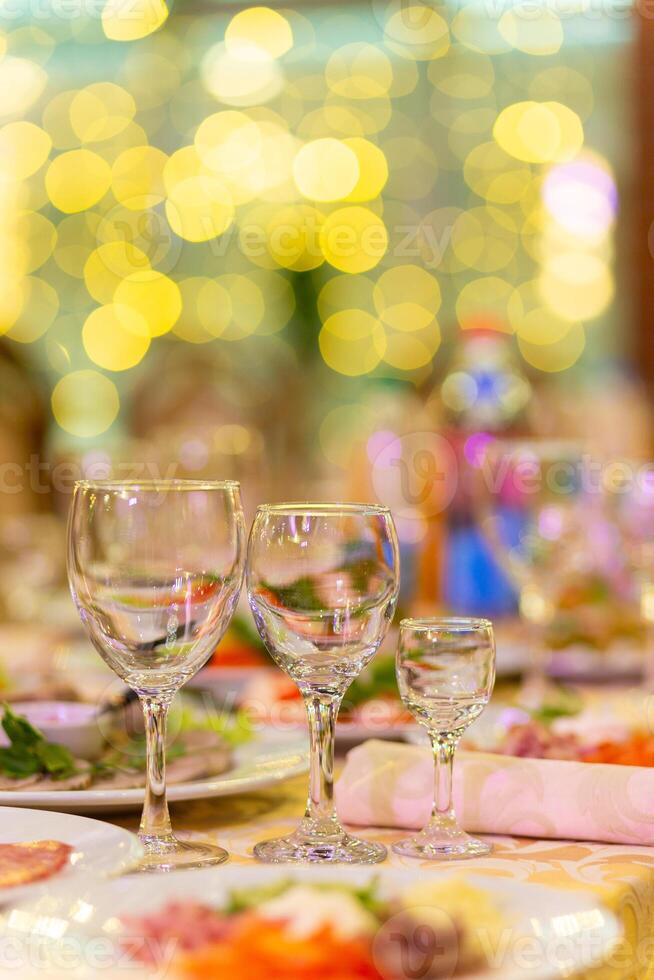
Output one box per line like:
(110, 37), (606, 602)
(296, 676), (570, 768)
(0, 457), (180, 496)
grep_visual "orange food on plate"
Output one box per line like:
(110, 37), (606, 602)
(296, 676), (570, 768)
(210, 643), (264, 668)
(181, 918), (381, 980)
(583, 733), (654, 767)
(0, 840), (72, 888)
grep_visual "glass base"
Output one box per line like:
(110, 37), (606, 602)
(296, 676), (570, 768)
(392, 826), (491, 861)
(254, 826), (387, 865)
(134, 834), (229, 873)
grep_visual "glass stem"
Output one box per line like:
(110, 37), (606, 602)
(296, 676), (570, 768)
(429, 732), (458, 828)
(139, 695), (173, 845)
(302, 691), (342, 830)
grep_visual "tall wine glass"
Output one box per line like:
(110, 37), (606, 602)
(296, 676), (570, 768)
(601, 458), (654, 684)
(68, 480), (245, 871)
(247, 502), (399, 863)
(394, 617), (495, 860)
(474, 439), (590, 693)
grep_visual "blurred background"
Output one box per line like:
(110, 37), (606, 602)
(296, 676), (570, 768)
(2, 0), (654, 693)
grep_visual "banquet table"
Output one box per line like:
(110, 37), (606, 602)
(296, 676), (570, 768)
(108, 772), (654, 980)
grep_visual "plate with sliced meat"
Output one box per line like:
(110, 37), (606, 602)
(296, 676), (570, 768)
(0, 728), (308, 814)
(0, 807), (143, 902)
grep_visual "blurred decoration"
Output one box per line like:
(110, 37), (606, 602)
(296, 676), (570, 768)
(0, 0), (634, 552)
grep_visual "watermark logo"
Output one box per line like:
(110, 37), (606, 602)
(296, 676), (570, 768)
(370, 431), (458, 519)
(372, 908), (459, 979)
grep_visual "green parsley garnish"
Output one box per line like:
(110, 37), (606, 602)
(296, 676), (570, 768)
(0, 705), (77, 780)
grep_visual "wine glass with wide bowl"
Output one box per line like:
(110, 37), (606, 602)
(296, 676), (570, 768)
(67, 479), (245, 872)
(247, 502), (399, 864)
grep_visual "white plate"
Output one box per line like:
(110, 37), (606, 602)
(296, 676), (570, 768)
(0, 807), (142, 903)
(0, 866), (621, 979)
(0, 731), (308, 814)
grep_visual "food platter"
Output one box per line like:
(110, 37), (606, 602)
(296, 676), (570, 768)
(0, 807), (142, 903)
(0, 866), (622, 980)
(0, 729), (308, 814)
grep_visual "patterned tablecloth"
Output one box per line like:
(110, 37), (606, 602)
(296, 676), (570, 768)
(110, 773), (654, 980)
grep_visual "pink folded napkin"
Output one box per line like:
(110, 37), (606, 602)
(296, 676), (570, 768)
(335, 739), (654, 846)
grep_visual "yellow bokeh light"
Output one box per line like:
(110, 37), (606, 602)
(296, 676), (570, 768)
(451, 7), (510, 55)
(320, 205), (387, 273)
(319, 309), (386, 376)
(3, 276), (58, 343)
(53, 211), (102, 279)
(225, 7), (293, 59)
(42, 90), (80, 150)
(174, 276), (233, 343)
(529, 67), (594, 121)
(95, 204), (174, 270)
(464, 142), (532, 204)
(84, 241), (151, 304)
(499, 6), (563, 56)
(428, 48), (494, 99)
(446, 106), (496, 163)
(163, 146), (210, 192)
(195, 111), (262, 177)
(318, 274), (375, 321)
(102, 0), (169, 42)
(539, 253), (614, 321)
(516, 306), (576, 346)
(518, 323), (586, 372)
(251, 270), (296, 335)
(197, 278), (239, 337)
(382, 319), (441, 370)
(243, 120), (297, 203)
(166, 175), (234, 242)
(214, 273), (264, 340)
(0, 122), (51, 179)
(293, 138), (359, 202)
(45, 149), (111, 213)
(82, 303), (150, 371)
(417, 206), (465, 272)
(121, 42), (182, 109)
(0, 57), (46, 119)
(112, 145), (168, 210)
(374, 264), (441, 330)
(52, 370), (119, 438)
(388, 58), (419, 98)
(456, 276), (514, 331)
(114, 270), (182, 337)
(325, 43), (393, 99)
(69, 83), (136, 143)
(384, 5), (449, 61)
(494, 101), (584, 164)
(104, 123), (151, 167)
(7, 26), (53, 64)
(344, 138), (388, 201)
(452, 207), (518, 273)
(324, 96), (392, 137)
(266, 205), (325, 271)
(214, 423), (252, 455)
(202, 42), (282, 107)
(299, 105), (363, 140)
(382, 136), (438, 201)
(17, 172), (47, 212)
(15, 211), (56, 274)
(0, 279), (23, 337)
